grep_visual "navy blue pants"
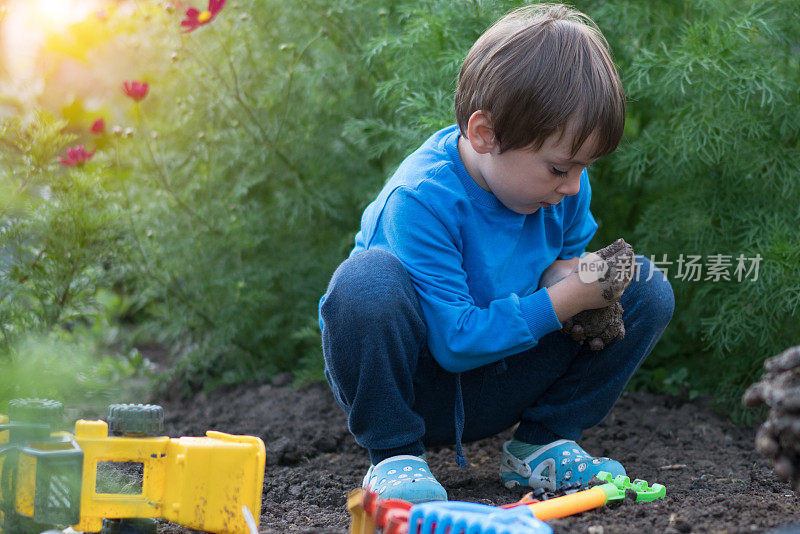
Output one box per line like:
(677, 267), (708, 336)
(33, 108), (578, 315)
(321, 249), (674, 466)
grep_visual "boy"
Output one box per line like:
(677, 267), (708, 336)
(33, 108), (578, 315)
(319, 4), (674, 503)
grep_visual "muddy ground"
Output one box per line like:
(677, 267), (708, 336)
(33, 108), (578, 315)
(156, 377), (800, 534)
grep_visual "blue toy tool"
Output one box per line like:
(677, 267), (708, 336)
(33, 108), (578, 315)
(407, 501), (553, 534)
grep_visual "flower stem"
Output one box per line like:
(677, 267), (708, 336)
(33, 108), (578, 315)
(182, 30), (326, 207)
(135, 107), (217, 233)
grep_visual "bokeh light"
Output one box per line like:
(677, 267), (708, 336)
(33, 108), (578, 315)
(1, 0), (101, 75)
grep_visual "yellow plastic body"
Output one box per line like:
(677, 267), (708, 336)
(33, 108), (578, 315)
(73, 420), (266, 534)
(14, 453), (36, 518)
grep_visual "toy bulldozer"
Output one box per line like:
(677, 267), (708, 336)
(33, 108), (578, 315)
(0, 399), (266, 534)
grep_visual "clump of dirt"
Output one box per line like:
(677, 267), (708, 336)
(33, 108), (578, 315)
(156, 377), (800, 533)
(744, 344), (800, 490)
(561, 238), (633, 351)
(596, 238), (636, 302)
(562, 301), (625, 351)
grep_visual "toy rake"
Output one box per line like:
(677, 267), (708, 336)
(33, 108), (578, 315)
(348, 471), (666, 534)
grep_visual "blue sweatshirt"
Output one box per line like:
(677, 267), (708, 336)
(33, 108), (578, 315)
(325, 124), (597, 373)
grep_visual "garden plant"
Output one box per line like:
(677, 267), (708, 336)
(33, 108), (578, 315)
(0, 0), (799, 531)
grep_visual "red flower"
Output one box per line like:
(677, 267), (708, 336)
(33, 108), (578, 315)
(90, 118), (105, 134)
(123, 80), (149, 101)
(181, 0), (225, 32)
(60, 146), (96, 166)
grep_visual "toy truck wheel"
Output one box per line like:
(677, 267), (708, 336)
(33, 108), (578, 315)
(106, 404), (164, 436)
(7, 398), (63, 427)
(100, 518), (158, 534)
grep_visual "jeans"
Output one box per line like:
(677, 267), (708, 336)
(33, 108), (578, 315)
(321, 249), (674, 466)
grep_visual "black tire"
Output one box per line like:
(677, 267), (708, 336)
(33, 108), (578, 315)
(106, 404), (164, 437)
(100, 518), (158, 534)
(7, 398), (63, 428)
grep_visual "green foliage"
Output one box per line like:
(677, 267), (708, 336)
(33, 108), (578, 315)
(87, 0), (397, 392)
(1, 0), (797, 413)
(0, 334), (108, 409)
(0, 111), (151, 407)
(346, 0), (516, 162)
(585, 0), (800, 410)
(0, 111), (122, 346)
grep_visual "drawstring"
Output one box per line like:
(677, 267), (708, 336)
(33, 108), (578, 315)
(452, 360), (507, 468)
(454, 372), (467, 468)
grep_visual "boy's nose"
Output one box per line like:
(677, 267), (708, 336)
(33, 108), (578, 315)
(556, 171), (582, 196)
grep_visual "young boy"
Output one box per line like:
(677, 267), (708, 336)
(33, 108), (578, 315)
(319, 4), (674, 503)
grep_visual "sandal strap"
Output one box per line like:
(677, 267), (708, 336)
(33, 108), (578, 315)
(502, 439), (575, 477)
(501, 442), (532, 477)
(500, 439), (625, 492)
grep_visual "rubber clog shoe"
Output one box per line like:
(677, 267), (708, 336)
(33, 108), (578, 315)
(362, 455), (447, 503)
(499, 439), (626, 491)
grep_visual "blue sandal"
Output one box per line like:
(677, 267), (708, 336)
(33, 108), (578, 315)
(499, 439), (625, 491)
(362, 455), (447, 503)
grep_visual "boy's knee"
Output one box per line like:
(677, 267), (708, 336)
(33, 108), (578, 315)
(633, 255), (675, 327)
(323, 249), (419, 324)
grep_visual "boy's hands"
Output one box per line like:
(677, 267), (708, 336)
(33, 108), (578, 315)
(578, 238), (636, 306)
(542, 239), (636, 350)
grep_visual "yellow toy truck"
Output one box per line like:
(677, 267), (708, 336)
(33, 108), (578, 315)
(0, 399), (265, 534)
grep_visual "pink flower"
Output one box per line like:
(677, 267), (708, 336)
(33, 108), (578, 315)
(123, 80), (149, 101)
(60, 146), (96, 166)
(90, 118), (105, 134)
(181, 0), (225, 32)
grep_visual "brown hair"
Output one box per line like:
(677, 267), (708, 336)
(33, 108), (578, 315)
(454, 4), (625, 157)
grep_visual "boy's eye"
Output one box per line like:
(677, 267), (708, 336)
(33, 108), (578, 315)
(551, 167), (568, 177)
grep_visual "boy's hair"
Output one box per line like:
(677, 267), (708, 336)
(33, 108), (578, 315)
(455, 4), (625, 157)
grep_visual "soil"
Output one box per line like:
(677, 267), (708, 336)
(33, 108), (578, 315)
(153, 376), (800, 534)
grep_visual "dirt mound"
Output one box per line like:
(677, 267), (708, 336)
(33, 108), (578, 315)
(745, 345), (800, 490)
(158, 381), (800, 533)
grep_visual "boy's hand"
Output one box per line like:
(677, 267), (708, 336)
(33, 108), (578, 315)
(538, 257), (579, 289)
(578, 238), (636, 305)
(562, 302), (625, 350)
(545, 238), (636, 321)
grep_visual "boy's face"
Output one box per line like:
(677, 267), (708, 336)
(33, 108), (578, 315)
(463, 118), (600, 215)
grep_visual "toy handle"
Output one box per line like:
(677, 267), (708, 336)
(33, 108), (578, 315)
(526, 486), (608, 520)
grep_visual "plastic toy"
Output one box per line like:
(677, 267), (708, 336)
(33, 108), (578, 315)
(0, 399), (266, 534)
(348, 471), (666, 534)
(348, 488), (552, 534)
(502, 471), (666, 520)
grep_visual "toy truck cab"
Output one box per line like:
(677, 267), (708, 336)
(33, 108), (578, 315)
(1, 401), (266, 534)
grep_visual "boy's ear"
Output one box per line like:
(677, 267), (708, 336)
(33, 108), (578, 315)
(466, 110), (498, 155)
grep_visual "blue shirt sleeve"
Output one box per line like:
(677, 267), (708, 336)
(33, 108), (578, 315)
(559, 170), (598, 260)
(369, 186), (562, 373)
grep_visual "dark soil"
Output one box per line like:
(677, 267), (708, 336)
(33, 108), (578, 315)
(157, 379), (800, 534)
